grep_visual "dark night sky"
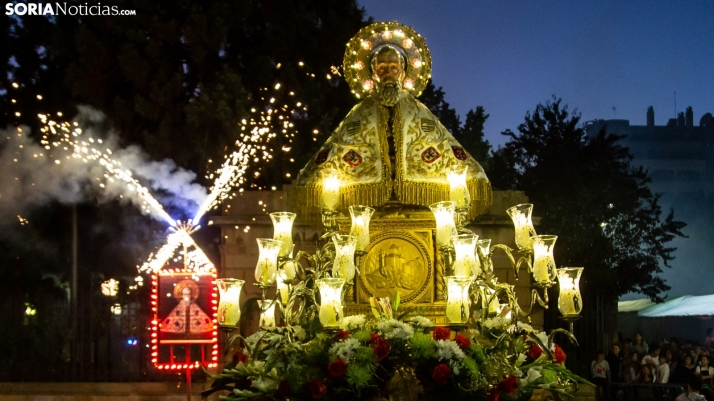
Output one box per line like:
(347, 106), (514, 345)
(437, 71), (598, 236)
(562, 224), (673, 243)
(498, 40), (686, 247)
(359, 0), (714, 300)
(359, 0), (714, 147)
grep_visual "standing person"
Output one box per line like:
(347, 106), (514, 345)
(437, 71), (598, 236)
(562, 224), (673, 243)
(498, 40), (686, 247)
(634, 333), (649, 357)
(642, 346), (661, 367)
(657, 354), (670, 384)
(695, 355), (713, 385)
(675, 373), (705, 401)
(673, 355), (697, 384)
(624, 352), (641, 383)
(607, 343), (624, 383)
(637, 364), (655, 384)
(592, 350), (610, 401)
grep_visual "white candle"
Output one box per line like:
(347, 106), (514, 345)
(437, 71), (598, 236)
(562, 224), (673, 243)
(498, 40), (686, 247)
(320, 171), (341, 210)
(317, 278), (345, 328)
(429, 201), (457, 249)
(270, 212), (296, 257)
(258, 300), (276, 328)
(255, 238), (282, 286)
(507, 204), (536, 251)
(349, 206), (374, 252)
(445, 276), (471, 323)
(447, 165), (471, 208)
(557, 267), (583, 317)
(452, 234), (478, 278)
(216, 279), (244, 328)
(332, 235), (357, 282)
(531, 235), (557, 284)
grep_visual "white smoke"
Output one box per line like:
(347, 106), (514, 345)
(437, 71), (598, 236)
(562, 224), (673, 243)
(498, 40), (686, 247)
(0, 107), (207, 227)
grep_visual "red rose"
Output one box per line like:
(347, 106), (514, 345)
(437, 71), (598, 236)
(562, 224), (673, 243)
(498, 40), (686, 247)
(328, 358), (347, 379)
(553, 344), (567, 364)
(433, 326), (451, 341)
(333, 330), (349, 341)
(232, 349), (248, 364)
(432, 363), (451, 385)
(279, 380), (291, 397)
(370, 333), (382, 343)
(373, 337), (390, 360)
(528, 345), (543, 360)
(489, 387), (500, 401)
(308, 380), (326, 399)
(454, 334), (471, 349)
(499, 375), (518, 395)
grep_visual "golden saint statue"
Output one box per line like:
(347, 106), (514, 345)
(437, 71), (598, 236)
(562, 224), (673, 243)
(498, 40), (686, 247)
(294, 21), (492, 218)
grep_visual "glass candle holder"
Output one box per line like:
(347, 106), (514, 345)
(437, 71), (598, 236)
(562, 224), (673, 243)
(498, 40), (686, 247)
(557, 267), (583, 317)
(320, 169), (341, 211)
(258, 299), (277, 328)
(270, 212), (296, 257)
(532, 235), (557, 284)
(447, 165), (471, 208)
(216, 279), (245, 329)
(255, 238), (282, 286)
(332, 235), (357, 282)
(476, 238), (491, 275)
(445, 276), (472, 324)
(429, 201), (457, 249)
(276, 271), (289, 304)
(349, 205), (375, 252)
(452, 233), (478, 278)
(506, 203), (537, 251)
(483, 287), (500, 315)
(316, 278), (345, 328)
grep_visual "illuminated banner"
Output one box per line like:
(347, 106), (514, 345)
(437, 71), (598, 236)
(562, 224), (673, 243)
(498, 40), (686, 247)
(150, 268), (218, 370)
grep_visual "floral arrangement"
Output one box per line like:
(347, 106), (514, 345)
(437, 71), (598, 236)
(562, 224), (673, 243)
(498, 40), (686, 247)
(206, 296), (590, 401)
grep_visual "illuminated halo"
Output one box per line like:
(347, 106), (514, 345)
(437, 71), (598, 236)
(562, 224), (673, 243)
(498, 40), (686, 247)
(174, 279), (200, 301)
(344, 21), (432, 99)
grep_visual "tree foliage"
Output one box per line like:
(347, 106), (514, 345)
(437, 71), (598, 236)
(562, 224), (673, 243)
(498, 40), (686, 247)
(419, 82), (491, 165)
(490, 96), (686, 300)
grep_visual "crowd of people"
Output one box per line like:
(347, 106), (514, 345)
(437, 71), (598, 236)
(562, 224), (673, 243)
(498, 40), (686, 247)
(591, 329), (714, 400)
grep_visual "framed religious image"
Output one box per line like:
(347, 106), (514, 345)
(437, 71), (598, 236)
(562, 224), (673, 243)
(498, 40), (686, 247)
(150, 269), (219, 370)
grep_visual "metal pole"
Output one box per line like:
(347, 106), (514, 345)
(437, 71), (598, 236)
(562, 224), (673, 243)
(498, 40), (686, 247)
(186, 344), (192, 401)
(71, 204), (78, 378)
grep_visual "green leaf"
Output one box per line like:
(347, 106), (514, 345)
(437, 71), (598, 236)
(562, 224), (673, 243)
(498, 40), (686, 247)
(391, 291), (400, 313)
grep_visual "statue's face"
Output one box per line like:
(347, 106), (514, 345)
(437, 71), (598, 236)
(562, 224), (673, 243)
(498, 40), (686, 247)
(374, 50), (403, 88)
(181, 287), (192, 301)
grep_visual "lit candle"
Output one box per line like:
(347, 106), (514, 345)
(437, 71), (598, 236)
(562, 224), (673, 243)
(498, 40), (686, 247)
(316, 278), (345, 328)
(452, 233), (478, 278)
(557, 267), (583, 317)
(429, 201), (457, 249)
(484, 287), (500, 315)
(447, 165), (470, 208)
(320, 169), (341, 211)
(445, 276), (471, 323)
(216, 279), (245, 329)
(276, 271), (289, 304)
(532, 235), (557, 284)
(332, 235), (357, 282)
(258, 299), (277, 328)
(349, 205), (375, 252)
(255, 238), (282, 286)
(270, 212), (296, 257)
(506, 204), (537, 251)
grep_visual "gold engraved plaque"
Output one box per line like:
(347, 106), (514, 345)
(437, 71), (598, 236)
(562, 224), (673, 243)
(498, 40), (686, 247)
(358, 230), (433, 304)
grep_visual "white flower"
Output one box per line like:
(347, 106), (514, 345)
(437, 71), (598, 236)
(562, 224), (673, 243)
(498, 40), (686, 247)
(377, 319), (415, 340)
(517, 321), (534, 332)
(251, 375), (278, 391)
(482, 316), (510, 330)
(340, 314), (367, 331)
(515, 353), (527, 367)
(408, 316), (433, 328)
(518, 367), (542, 387)
(435, 339), (466, 361)
(244, 331), (266, 355)
(534, 331), (555, 352)
(329, 338), (361, 361)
